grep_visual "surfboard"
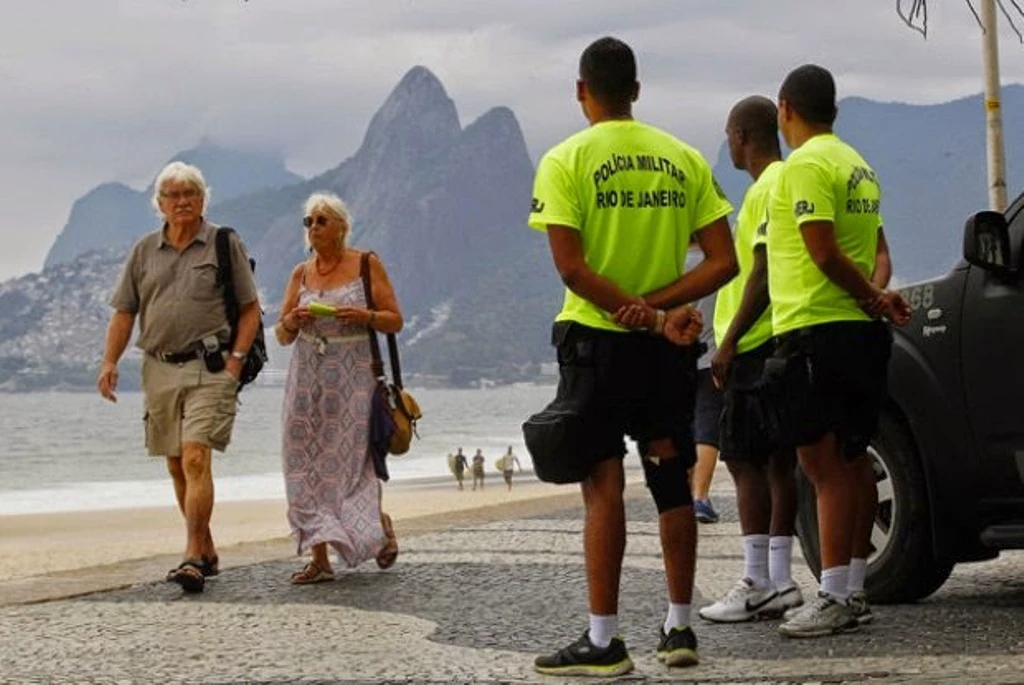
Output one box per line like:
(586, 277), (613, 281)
(494, 455), (508, 473)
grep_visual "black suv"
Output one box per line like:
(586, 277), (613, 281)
(796, 189), (1024, 603)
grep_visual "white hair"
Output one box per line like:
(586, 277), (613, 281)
(151, 161), (210, 214)
(303, 191), (351, 251)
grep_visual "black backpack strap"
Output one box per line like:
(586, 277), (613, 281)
(215, 226), (240, 347)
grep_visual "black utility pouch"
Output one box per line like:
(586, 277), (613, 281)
(523, 322), (602, 484)
(201, 335), (226, 373)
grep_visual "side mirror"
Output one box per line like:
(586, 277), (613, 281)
(963, 211), (1016, 277)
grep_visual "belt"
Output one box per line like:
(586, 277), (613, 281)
(151, 343), (228, 364)
(298, 331), (366, 345)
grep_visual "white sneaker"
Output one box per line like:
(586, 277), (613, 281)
(848, 590), (873, 625)
(762, 581), (804, 618)
(699, 578), (779, 623)
(778, 592), (859, 638)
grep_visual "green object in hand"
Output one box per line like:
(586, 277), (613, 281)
(308, 302), (336, 317)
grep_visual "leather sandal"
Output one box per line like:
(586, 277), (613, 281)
(376, 513), (399, 570)
(199, 555), (219, 577)
(290, 561), (335, 585)
(167, 560), (206, 593)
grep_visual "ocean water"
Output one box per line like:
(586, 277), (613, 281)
(0, 384), (556, 515)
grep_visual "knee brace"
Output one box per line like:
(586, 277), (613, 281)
(641, 454), (693, 514)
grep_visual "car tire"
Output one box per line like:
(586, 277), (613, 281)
(794, 412), (954, 604)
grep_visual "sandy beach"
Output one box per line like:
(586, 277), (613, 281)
(0, 474), (596, 584)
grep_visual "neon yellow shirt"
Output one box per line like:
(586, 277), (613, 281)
(713, 160), (782, 353)
(767, 133), (881, 335)
(528, 120), (733, 331)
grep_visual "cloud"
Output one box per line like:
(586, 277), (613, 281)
(1, 0), (1023, 279)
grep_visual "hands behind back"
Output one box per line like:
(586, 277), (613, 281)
(663, 306), (703, 346)
(860, 290), (911, 327)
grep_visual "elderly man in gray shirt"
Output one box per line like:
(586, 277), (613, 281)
(97, 161), (261, 593)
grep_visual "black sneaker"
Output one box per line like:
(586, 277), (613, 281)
(534, 631), (634, 677)
(656, 625), (699, 667)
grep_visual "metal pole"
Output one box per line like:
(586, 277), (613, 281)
(981, 0), (1008, 212)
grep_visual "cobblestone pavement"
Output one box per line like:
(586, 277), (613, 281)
(2, 489), (1023, 684)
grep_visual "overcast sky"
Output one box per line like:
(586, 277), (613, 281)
(2, 0), (1023, 281)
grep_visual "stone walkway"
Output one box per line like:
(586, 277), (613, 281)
(2, 486), (1023, 683)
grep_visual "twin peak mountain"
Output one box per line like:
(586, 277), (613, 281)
(18, 67), (560, 389)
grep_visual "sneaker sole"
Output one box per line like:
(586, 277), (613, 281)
(855, 613), (874, 625)
(699, 606), (786, 623)
(657, 648), (699, 667)
(534, 658), (634, 678)
(778, 620), (859, 638)
(695, 515), (718, 524)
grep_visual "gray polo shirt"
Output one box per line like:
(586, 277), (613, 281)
(110, 221), (259, 355)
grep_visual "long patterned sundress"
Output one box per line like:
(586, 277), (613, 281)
(282, 277), (385, 566)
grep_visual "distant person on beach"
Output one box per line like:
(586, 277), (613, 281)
(97, 161), (261, 594)
(471, 449), (486, 490)
(275, 191), (403, 584)
(452, 447), (469, 490)
(500, 446), (522, 491)
(527, 37), (736, 675)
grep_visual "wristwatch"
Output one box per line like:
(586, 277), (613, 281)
(230, 350), (247, 361)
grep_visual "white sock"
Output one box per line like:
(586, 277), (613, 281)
(820, 565), (850, 603)
(663, 603), (691, 634)
(769, 535), (794, 588)
(588, 614), (618, 648)
(742, 534), (770, 588)
(848, 558), (867, 594)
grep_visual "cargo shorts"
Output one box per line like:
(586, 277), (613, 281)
(141, 356), (239, 457)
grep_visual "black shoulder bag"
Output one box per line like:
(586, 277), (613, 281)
(215, 227), (268, 392)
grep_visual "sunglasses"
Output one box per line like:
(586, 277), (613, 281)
(303, 215), (330, 228)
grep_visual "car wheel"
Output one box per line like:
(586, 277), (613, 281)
(794, 412), (953, 603)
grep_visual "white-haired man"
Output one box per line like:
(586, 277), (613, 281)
(97, 161), (261, 593)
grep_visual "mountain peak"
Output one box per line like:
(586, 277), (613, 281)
(358, 66), (460, 156)
(395, 65), (447, 98)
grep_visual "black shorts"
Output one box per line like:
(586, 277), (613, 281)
(552, 321), (699, 472)
(764, 320), (892, 459)
(719, 341), (778, 464)
(693, 368), (724, 448)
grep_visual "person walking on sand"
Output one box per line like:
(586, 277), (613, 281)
(472, 449), (486, 490)
(275, 191), (403, 584)
(97, 161), (262, 594)
(501, 446), (522, 491)
(452, 447), (469, 490)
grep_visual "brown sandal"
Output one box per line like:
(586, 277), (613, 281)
(376, 513), (399, 570)
(290, 561), (335, 585)
(167, 560), (206, 593)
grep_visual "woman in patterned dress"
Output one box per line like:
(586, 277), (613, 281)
(274, 191), (403, 584)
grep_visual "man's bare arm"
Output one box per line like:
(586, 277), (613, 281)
(97, 310), (136, 402)
(547, 225), (641, 314)
(720, 245), (770, 350)
(642, 217), (738, 309)
(871, 227), (892, 289)
(800, 221), (880, 304)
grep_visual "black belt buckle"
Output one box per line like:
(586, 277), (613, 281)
(157, 349), (200, 364)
